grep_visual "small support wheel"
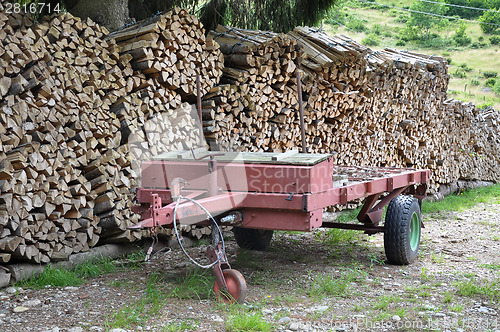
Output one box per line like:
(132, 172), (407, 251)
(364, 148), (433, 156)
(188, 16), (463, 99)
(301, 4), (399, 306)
(384, 195), (422, 265)
(233, 228), (273, 251)
(213, 269), (247, 304)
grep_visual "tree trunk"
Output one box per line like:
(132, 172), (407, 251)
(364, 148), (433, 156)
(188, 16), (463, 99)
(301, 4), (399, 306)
(67, 0), (129, 32)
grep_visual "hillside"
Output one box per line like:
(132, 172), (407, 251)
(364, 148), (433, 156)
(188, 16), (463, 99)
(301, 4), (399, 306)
(323, 0), (500, 110)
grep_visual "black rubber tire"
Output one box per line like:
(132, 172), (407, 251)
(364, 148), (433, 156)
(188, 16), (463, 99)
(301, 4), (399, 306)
(233, 228), (273, 251)
(384, 195), (422, 265)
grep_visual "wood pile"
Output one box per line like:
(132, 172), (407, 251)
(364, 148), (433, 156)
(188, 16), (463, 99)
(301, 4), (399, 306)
(0, 3), (206, 264)
(107, 7), (224, 103)
(204, 26), (303, 151)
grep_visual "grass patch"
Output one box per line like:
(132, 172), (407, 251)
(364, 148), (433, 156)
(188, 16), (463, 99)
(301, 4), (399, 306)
(106, 272), (167, 329)
(162, 320), (198, 331)
(226, 306), (273, 332)
(422, 184), (500, 214)
(19, 255), (119, 289)
(480, 262), (500, 270)
(319, 228), (361, 247)
(234, 249), (264, 271)
(168, 267), (214, 300)
(309, 267), (366, 299)
(454, 278), (500, 301)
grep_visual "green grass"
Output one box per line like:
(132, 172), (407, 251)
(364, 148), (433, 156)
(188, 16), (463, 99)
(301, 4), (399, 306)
(225, 306), (273, 332)
(319, 228), (361, 247)
(422, 184), (500, 214)
(454, 278), (500, 301)
(168, 267), (215, 300)
(106, 272), (167, 329)
(162, 320), (198, 331)
(309, 267), (366, 299)
(19, 255), (118, 289)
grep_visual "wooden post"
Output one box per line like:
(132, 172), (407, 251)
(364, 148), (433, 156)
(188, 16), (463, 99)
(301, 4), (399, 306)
(197, 75), (204, 146)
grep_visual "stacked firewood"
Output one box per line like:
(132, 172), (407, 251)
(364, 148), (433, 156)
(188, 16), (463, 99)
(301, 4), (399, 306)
(0, 5), (205, 263)
(204, 26), (303, 151)
(108, 7), (224, 103)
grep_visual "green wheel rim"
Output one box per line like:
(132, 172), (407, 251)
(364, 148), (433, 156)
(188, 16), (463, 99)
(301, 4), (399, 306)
(409, 212), (420, 251)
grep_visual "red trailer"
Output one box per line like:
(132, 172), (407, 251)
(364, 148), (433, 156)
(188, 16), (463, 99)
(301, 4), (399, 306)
(131, 148), (430, 303)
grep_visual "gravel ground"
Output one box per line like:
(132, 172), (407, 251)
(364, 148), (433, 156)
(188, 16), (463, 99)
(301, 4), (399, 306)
(0, 202), (499, 332)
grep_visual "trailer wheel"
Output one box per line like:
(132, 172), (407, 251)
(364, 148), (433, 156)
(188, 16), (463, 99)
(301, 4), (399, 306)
(384, 195), (421, 265)
(233, 228), (273, 251)
(213, 269), (247, 304)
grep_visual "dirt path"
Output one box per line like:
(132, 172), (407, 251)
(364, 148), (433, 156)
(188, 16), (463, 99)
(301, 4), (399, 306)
(1, 203), (499, 332)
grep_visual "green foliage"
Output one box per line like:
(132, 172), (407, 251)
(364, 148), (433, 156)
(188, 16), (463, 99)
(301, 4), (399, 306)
(362, 34), (380, 46)
(168, 267), (214, 300)
(346, 15), (368, 32)
(129, 0), (339, 33)
(479, 10), (500, 34)
(453, 23), (471, 46)
(483, 71), (498, 78)
(494, 79), (500, 94)
(309, 267), (366, 299)
(470, 79), (480, 86)
(226, 306), (273, 332)
(486, 77), (497, 87)
(106, 273), (167, 329)
(407, 0), (448, 39)
(452, 68), (468, 78)
(445, 0), (488, 19)
(19, 256), (118, 289)
(490, 35), (500, 45)
(421, 184), (500, 214)
(454, 278), (500, 301)
(320, 228), (360, 247)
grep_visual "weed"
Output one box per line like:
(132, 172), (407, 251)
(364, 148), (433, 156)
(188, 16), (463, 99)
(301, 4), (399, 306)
(309, 267), (366, 299)
(162, 320), (198, 331)
(106, 272), (167, 329)
(450, 304), (464, 313)
(373, 295), (393, 310)
(226, 306), (273, 332)
(19, 266), (84, 289)
(320, 228), (360, 247)
(442, 292), (453, 303)
(168, 267), (214, 300)
(454, 279), (500, 301)
(493, 235), (500, 241)
(430, 253), (445, 264)
(422, 184), (500, 214)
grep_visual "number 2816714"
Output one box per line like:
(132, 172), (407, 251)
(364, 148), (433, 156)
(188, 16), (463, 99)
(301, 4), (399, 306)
(5, 2), (61, 14)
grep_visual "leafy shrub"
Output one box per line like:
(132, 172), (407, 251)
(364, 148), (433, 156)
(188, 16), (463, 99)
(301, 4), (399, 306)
(490, 36), (500, 45)
(446, 57), (452, 64)
(485, 78), (497, 88)
(459, 63), (472, 71)
(471, 41), (488, 48)
(493, 80), (500, 95)
(453, 24), (471, 46)
(346, 16), (367, 32)
(470, 79), (480, 86)
(452, 68), (468, 78)
(372, 24), (382, 35)
(483, 71), (498, 78)
(395, 13), (410, 23)
(479, 11), (500, 34)
(362, 35), (380, 46)
(396, 39), (406, 46)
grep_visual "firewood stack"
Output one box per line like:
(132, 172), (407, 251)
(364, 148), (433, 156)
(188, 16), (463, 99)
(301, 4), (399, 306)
(204, 25), (304, 151)
(107, 8), (224, 103)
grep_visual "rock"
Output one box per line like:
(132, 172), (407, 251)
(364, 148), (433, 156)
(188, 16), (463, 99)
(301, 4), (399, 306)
(23, 299), (42, 307)
(313, 305), (329, 313)
(5, 286), (22, 295)
(434, 312), (446, 318)
(64, 286), (79, 291)
(13, 306), (29, 313)
(89, 327), (103, 332)
(392, 315), (401, 321)
(262, 309), (273, 315)
(109, 329), (127, 332)
(68, 328), (83, 332)
(211, 315), (224, 322)
(289, 322), (299, 331)
(278, 317), (291, 324)
(481, 87), (493, 92)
